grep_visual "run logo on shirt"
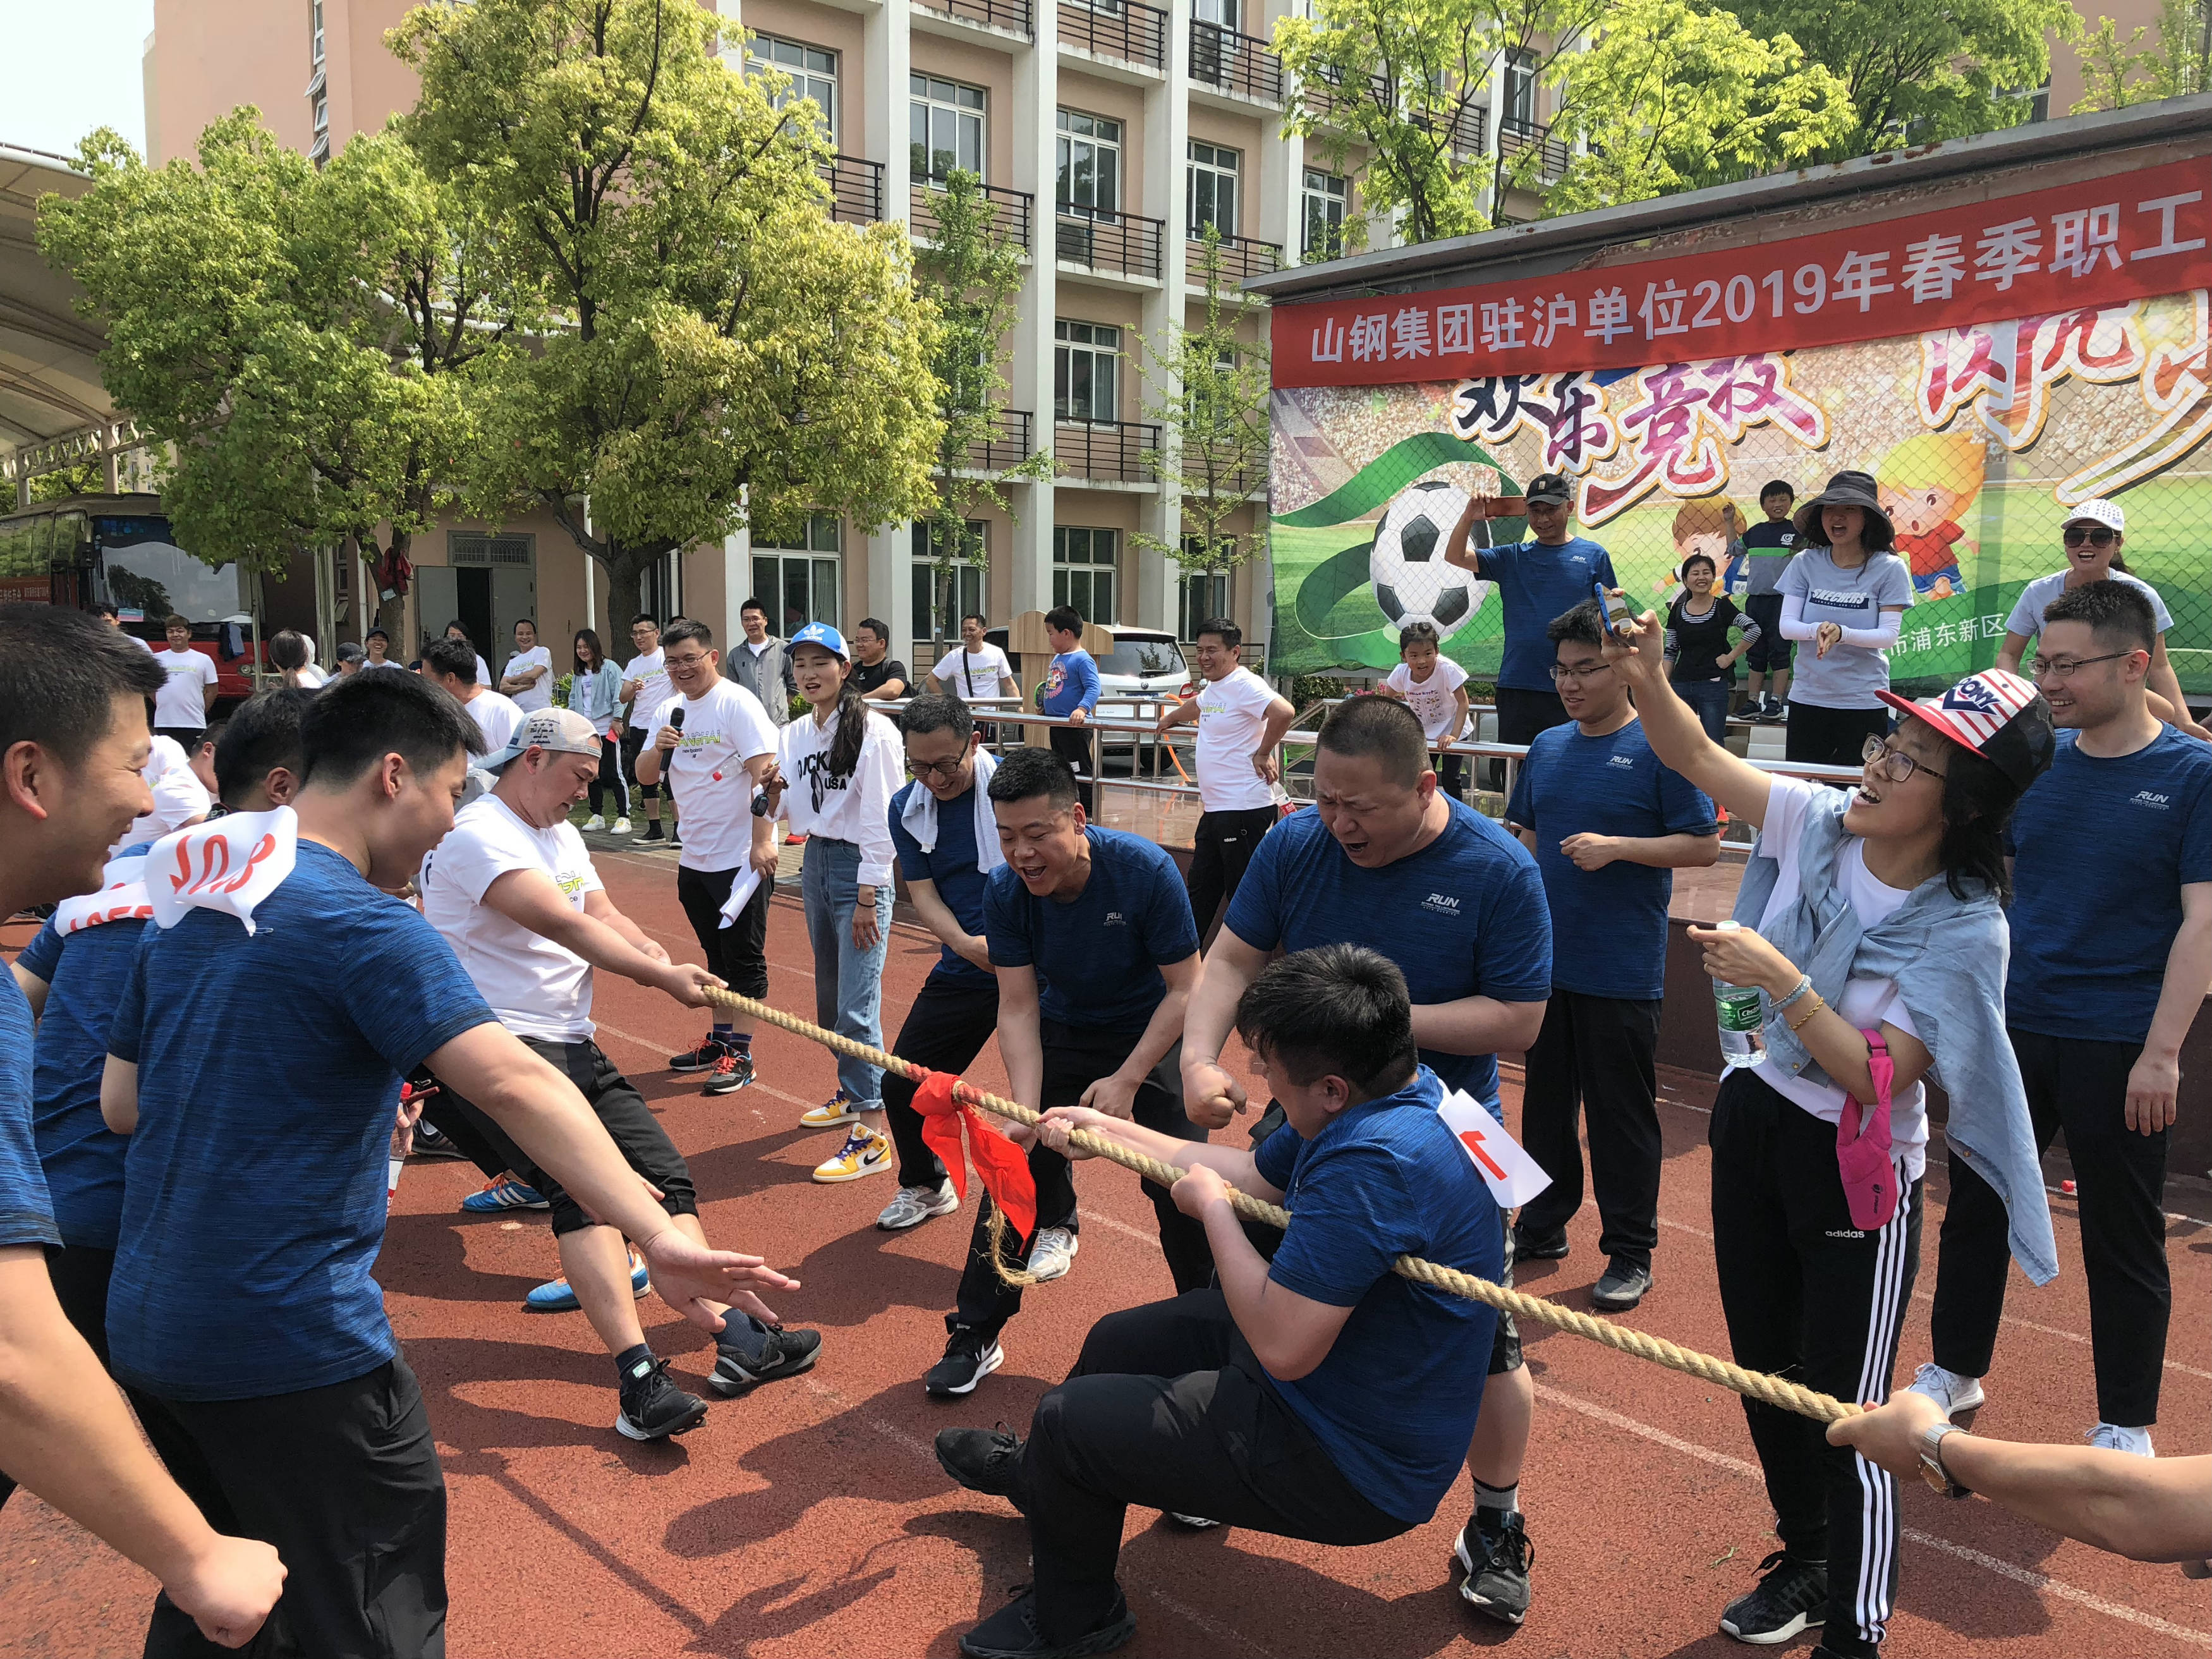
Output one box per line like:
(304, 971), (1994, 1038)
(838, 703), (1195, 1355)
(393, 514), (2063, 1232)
(2134, 790), (2172, 810)
(1607, 753), (1637, 769)
(1421, 892), (1463, 917)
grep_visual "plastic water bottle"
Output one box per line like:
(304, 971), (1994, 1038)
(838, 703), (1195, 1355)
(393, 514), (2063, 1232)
(1711, 921), (1766, 1071)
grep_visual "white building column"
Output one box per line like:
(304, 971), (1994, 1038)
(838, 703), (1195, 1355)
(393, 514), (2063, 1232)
(1005, 0), (1058, 623)
(865, 0), (918, 648)
(1129, 0), (1191, 635)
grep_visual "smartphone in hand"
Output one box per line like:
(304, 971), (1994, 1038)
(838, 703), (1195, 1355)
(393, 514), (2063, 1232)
(1593, 582), (1634, 636)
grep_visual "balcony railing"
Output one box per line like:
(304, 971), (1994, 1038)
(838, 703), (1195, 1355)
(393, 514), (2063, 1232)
(822, 154), (884, 224)
(1498, 115), (1571, 179)
(915, 0), (1033, 35)
(1054, 418), (1160, 483)
(1189, 19), (1284, 103)
(962, 409), (1033, 473)
(911, 178), (1036, 250)
(1187, 230), (1280, 284)
(1416, 100), (1486, 155)
(1058, 0), (1166, 68)
(1054, 204), (1166, 280)
(1299, 65), (1390, 126)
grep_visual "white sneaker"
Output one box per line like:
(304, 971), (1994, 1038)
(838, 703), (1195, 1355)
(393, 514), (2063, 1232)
(1026, 1225), (1079, 1282)
(611, 817), (632, 835)
(1903, 1361), (1986, 1426)
(877, 1180), (959, 1231)
(583, 814), (606, 831)
(2087, 1421), (2155, 1456)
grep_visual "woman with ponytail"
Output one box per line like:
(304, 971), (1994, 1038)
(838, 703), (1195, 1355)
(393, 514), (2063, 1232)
(761, 623), (908, 1185)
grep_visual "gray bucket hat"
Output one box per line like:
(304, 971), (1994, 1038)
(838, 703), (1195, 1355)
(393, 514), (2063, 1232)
(1794, 470), (1895, 552)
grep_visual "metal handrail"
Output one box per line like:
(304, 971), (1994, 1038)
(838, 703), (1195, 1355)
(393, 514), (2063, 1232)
(1498, 114), (1571, 178)
(1188, 18), (1284, 102)
(911, 178), (1036, 248)
(1052, 417), (1161, 483)
(1053, 203), (1166, 279)
(821, 154), (884, 223)
(1058, 0), (1167, 66)
(1188, 230), (1280, 283)
(915, 0), (1034, 35)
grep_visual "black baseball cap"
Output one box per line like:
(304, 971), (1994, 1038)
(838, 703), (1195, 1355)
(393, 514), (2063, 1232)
(1526, 473), (1573, 506)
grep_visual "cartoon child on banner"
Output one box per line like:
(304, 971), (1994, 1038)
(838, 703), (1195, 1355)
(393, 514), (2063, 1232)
(1652, 497), (1746, 599)
(1877, 430), (1985, 601)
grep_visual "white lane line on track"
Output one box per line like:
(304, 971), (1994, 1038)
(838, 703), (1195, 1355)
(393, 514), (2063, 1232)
(1533, 1383), (2212, 1649)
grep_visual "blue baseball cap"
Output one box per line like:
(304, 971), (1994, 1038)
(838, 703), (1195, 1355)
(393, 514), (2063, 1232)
(788, 622), (849, 660)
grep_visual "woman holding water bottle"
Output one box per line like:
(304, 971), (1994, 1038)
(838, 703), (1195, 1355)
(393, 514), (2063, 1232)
(1599, 598), (2057, 1659)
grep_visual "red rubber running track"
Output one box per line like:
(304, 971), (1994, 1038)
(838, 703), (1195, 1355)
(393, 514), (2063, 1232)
(6, 844), (2212, 1657)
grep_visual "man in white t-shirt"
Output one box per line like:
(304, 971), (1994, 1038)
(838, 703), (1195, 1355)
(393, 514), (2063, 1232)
(423, 638), (525, 755)
(151, 616), (219, 746)
(114, 734), (214, 853)
(499, 619), (554, 713)
(1153, 616), (1293, 939)
(619, 614), (674, 842)
(929, 612), (1018, 707)
(636, 620), (781, 1095)
(419, 708), (820, 1441)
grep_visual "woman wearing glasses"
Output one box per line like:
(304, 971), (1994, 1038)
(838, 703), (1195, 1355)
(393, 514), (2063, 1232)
(1602, 604), (2058, 1659)
(1995, 497), (2211, 741)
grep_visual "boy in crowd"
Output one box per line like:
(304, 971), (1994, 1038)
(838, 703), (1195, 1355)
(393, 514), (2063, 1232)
(150, 614), (217, 748)
(619, 613), (674, 842)
(421, 708), (820, 1440)
(937, 945), (1503, 1659)
(1153, 616), (1295, 941)
(636, 620), (781, 1094)
(422, 636), (525, 755)
(1916, 580), (2212, 1454)
(1040, 605), (1102, 815)
(1740, 480), (1800, 722)
(853, 618), (911, 702)
(1378, 620), (1473, 798)
(1504, 600), (1720, 1313)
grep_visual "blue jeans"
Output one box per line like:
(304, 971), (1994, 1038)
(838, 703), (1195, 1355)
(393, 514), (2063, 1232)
(801, 836), (892, 1110)
(1676, 678), (1732, 743)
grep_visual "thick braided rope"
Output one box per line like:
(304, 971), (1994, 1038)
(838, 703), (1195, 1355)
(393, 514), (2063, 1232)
(707, 987), (1860, 1426)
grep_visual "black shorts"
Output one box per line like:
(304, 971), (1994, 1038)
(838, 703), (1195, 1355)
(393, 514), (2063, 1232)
(1742, 593), (1791, 671)
(619, 726), (660, 801)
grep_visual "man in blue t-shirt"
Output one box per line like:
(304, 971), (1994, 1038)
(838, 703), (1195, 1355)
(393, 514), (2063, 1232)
(1445, 470), (1620, 749)
(1183, 693), (1551, 1626)
(1919, 581), (2212, 1455)
(937, 746), (1208, 1399)
(99, 671), (796, 1657)
(1504, 600), (1718, 1314)
(1040, 604), (1103, 813)
(937, 945), (1502, 1657)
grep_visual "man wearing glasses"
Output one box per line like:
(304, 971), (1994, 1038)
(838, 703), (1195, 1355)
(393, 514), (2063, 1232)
(1503, 600), (1720, 1315)
(1913, 579), (2212, 1459)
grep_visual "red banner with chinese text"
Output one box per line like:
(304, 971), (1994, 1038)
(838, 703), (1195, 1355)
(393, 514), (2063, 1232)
(1270, 157), (2212, 387)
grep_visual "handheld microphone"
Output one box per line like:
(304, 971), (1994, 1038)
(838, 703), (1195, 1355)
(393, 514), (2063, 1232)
(669, 706), (684, 731)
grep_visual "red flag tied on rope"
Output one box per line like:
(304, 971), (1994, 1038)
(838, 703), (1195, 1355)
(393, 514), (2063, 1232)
(909, 1071), (1037, 1239)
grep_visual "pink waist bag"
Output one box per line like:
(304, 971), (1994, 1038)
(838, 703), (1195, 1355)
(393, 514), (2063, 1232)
(1835, 1030), (1900, 1231)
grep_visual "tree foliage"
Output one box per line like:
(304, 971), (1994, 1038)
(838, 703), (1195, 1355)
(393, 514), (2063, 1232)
(392, 0), (944, 628)
(2072, 0), (2210, 110)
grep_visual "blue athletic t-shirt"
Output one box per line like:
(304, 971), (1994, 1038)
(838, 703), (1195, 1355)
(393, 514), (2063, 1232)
(1505, 719), (1715, 1000)
(1475, 537), (1620, 691)
(983, 827), (1199, 1031)
(1253, 1065), (1502, 1523)
(1040, 650), (1102, 718)
(0, 970), (59, 1251)
(1225, 799), (1553, 1114)
(2006, 728), (2212, 1043)
(18, 908), (145, 1249)
(104, 841), (497, 1401)
(889, 779), (996, 991)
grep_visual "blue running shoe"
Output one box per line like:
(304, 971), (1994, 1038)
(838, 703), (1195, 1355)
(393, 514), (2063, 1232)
(460, 1174), (549, 1213)
(525, 1252), (650, 1313)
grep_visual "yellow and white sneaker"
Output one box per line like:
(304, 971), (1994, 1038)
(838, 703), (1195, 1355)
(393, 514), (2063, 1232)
(800, 1091), (863, 1129)
(813, 1127), (893, 1184)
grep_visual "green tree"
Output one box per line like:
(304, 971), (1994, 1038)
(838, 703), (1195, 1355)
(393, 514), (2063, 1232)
(27, 459), (106, 503)
(392, 0), (944, 628)
(37, 113), (510, 640)
(2072, 0), (2210, 109)
(1540, 0), (1856, 215)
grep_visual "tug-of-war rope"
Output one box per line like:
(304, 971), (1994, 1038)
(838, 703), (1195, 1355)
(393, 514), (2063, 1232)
(703, 987), (1861, 1426)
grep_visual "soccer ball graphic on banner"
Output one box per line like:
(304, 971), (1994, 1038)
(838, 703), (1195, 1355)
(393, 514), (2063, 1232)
(1370, 479), (1489, 641)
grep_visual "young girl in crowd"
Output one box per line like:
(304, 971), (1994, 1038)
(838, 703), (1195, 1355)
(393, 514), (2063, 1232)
(1664, 550), (1760, 741)
(1777, 471), (1916, 768)
(268, 629), (327, 689)
(1377, 621), (1471, 796)
(762, 623), (907, 1186)
(570, 628), (631, 832)
(1606, 598), (2057, 1659)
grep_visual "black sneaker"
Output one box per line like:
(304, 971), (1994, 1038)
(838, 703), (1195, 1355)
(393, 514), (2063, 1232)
(1592, 1260), (1653, 1312)
(411, 1123), (467, 1161)
(708, 1317), (821, 1395)
(702, 1048), (755, 1096)
(668, 1036), (726, 1073)
(643, 820), (665, 841)
(1511, 1225), (1570, 1261)
(959, 1586), (1134, 1659)
(926, 1326), (1006, 1398)
(615, 1356), (710, 1442)
(1720, 1550), (1827, 1644)
(936, 1423), (1025, 1498)
(1453, 1509), (1534, 1625)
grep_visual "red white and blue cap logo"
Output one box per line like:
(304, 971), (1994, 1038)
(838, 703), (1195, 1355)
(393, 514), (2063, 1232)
(1877, 668), (2053, 788)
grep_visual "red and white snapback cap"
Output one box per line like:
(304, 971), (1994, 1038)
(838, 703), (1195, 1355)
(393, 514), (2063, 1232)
(1876, 669), (2056, 791)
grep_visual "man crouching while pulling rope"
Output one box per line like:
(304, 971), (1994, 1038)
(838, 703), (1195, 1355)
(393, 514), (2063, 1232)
(935, 944), (1503, 1659)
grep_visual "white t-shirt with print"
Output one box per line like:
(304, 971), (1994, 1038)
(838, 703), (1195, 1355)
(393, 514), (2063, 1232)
(117, 736), (213, 854)
(775, 703), (905, 885)
(419, 794), (604, 1042)
(464, 689), (526, 757)
(647, 677), (779, 873)
(1778, 548), (1915, 710)
(2003, 569), (2173, 643)
(930, 645), (1014, 703)
(1193, 667), (1280, 812)
(504, 645), (554, 712)
(152, 648), (219, 730)
(1748, 774), (1929, 1180)
(622, 650), (670, 732)
(1383, 657), (1471, 743)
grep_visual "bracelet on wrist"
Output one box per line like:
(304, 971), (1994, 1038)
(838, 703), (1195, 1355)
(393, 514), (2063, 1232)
(1787, 993), (1828, 1033)
(1772, 975), (1815, 1015)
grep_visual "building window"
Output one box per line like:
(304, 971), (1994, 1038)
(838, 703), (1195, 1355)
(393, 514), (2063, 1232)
(1505, 49), (1536, 128)
(912, 520), (987, 643)
(911, 75), (986, 182)
(1177, 559), (1231, 641)
(1055, 109), (1122, 214)
(1053, 527), (1119, 624)
(310, 0), (324, 65)
(1187, 140), (1240, 238)
(749, 35), (838, 140)
(310, 88), (330, 166)
(1054, 321), (1121, 422)
(1301, 168), (1346, 259)
(752, 513), (842, 636)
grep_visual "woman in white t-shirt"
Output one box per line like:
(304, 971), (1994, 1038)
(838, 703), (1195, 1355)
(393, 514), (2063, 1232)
(1604, 603), (2058, 1659)
(1376, 621), (1471, 797)
(760, 623), (906, 1188)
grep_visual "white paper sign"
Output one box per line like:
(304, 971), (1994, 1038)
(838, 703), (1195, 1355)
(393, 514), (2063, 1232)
(1438, 1087), (1553, 1208)
(148, 806), (298, 936)
(51, 854), (153, 935)
(717, 864), (765, 929)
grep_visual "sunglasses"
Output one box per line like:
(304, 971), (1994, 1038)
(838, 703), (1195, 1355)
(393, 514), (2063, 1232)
(2062, 526), (2118, 548)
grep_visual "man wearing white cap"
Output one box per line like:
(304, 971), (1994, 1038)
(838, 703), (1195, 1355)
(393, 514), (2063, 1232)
(418, 708), (822, 1441)
(1996, 498), (2210, 742)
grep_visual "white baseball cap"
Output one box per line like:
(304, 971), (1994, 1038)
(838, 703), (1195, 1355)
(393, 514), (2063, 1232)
(2062, 497), (2125, 533)
(485, 707), (604, 772)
